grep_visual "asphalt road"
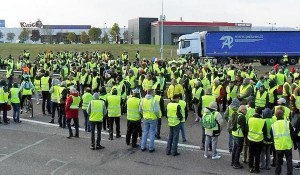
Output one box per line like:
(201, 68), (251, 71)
(0, 101), (298, 175)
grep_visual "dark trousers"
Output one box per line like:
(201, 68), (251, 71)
(275, 149), (293, 175)
(232, 136), (244, 166)
(42, 91), (51, 114)
(90, 121), (102, 146)
(51, 102), (60, 120)
(0, 103), (8, 123)
(66, 118), (79, 137)
(126, 120), (141, 146)
(201, 126), (205, 148)
(156, 118), (161, 137)
(20, 95), (31, 109)
(166, 124), (180, 155)
(83, 110), (91, 132)
(108, 117), (120, 139)
(102, 114), (109, 130)
(58, 104), (66, 128)
(248, 140), (263, 171)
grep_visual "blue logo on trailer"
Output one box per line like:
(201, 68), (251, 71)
(0, 20), (5, 27)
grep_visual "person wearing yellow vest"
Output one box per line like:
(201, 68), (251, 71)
(254, 85), (269, 110)
(99, 87), (109, 131)
(65, 87), (80, 139)
(126, 89), (142, 148)
(247, 108), (267, 173)
(106, 89), (122, 140)
(178, 97), (188, 142)
(81, 88), (93, 132)
(87, 93), (107, 150)
(49, 79), (61, 123)
(139, 89), (159, 152)
(192, 81), (204, 122)
(156, 73), (166, 96)
(212, 79), (225, 112)
(41, 71), (52, 115)
(58, 81), (68, 128)
(154, 89), (165, 140)
(6, 64), (14, 89)
(226, 81), (238, 105)
(19, 76), (34, 115)
(0, 80), (9, 124)
(167, 78), (184, 100)
(203, 102), (223, 160)
(282, 77), (292, 105)
(166, 94), (183, 156)
(10, 83), (21, 123)
(268, 80), (278, 109)
(142, 73), (154, 96)
(237, 78), (253, 105)
(34, 73), (42, 105)
(91, 72), (101, 93)
(294, 105), (300, 170)
(231, 105), (247, 169)
(271, 110), (296, 175)
(273, 98), (291, 121)
(275, 70), (286, 86)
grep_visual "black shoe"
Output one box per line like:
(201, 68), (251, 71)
(0, 121), (2, 124)
(271, 163), (275, 167)
(250, 168), (254, 173)
(43, 112), (46, 115)
(166, 152), (171, 155)
(74, 135), (79, 138)
(149, 149), (155, 153)
(90, 145), (95, 150)
(116, 135), (121, 138)
(172, 152), (180, 156)
(141, 148), (146, 152)
(156, 135), (161, 140)
(17, 120), (22, 123)
(3, 122), (10, 125)
(233, 164), (244, 169)
(108, 137), (113, 140)
(255, 169), (260, 174)
(48, 120), (54, 124)
(243, 161), (248, 164)
(132, 144), (139, 148)
(66, 136), (73, 139)
(183, 139), (187, 142)
(96, 145), (105, 149)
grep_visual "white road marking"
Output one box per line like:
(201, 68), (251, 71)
(0, 138), (46, 162)
(46, 158), (71, 175)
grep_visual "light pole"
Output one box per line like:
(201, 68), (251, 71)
(269, 22), (276, 31)
(160, 0), (164, 60)
(124, 25), (126, 44)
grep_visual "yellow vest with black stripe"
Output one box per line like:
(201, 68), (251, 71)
(226, 86), (238, 101)
(141, 98), (157, 120)
(107, 95), (121, 117)
(232, 113), (244, 138)
(167, 102), (181, 126)
(51, 85), (60, 103)
(81, 92), (93, 110)
(178, 100), (186, 123)
(255, 91), (267, 107)
(268, 86), (276, 103)
(70, 96), (80, 109)
(41, 76), (50, 91)
(272, 120), (293, 150)
(10, 88), (20, 103)
(247, 117), (265, 142)
(89, 100), (104, 122)
(127, 97), (141, 121)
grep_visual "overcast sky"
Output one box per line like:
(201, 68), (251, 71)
(0, 0), (299, 29)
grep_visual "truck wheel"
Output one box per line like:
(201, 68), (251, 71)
(278, 58), (285, 65)
(289, 57), (297, 65)
(219, 58), (228, 65)
(260, 60), (267, 66)
(268, 58), (276, 66)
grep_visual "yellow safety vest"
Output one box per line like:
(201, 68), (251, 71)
(178, 100), (186, 123)
(264, 118), (274, 144)
(167, 103), (181, 126)
(192, 87), (203, 100)
(142, 79), (153, 91)
(201, 95), (215, 109)
(232, 113), (244, 138)
(276, 74), (285, 86)
(245, 107), (255, 122)
(154, 95), (162, 118)
(10, 88), (20, 103)
(70, 96), (80, 109)
(212, 85), (222, 98)
(247, 117), (265, 142)
(226, 86), (238, 101)
(239, 84), (250, 97)
(107, 95), (121, 117)
(34, 79), (41, 92)
(92, 76), (99, 90)
(41, 76), (50, 91)
(127, 97), (141, 121)
(282, 82), (291, 97)
(141, 98), (157, 120)
(89, 100), (104, 122)
(268, 86), (276, 103)
(51, 85), (60, 103)
(272, 120), (293, 150)
(255, 91), (267, 107)
(294, 94), (300, 109)
(274, 106), (290, 121)
(81, 92), (93, 110)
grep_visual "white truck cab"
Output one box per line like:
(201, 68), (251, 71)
(177, 31), (207, 58)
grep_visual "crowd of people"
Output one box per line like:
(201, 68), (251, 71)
(1, 49), (300, 174)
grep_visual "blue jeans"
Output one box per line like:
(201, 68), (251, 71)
(166, 124), (180, 155)
(83, 110), (91, 132)
(12, 103), (20, 122)
(140, 119), (157, 151)
(228, 134), (233, 151)
(179, 122), (186, 141)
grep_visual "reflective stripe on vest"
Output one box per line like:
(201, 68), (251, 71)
(41, 76), (50, 91)
(255, 91), (267, 107)
(178, 100), (186, 123)
(167, 103), (180, 126)
(272, 120), (293, 150)
(127, 97), (141, 121)
(107, 95), (121, 117)
(212, 85), (221, 98)
(70, 96), (80, 109)
(10, 88), (20, 103)
(82, 92), (93, 110)
(247, 118), (265, 142)
(89, 100), (104, 122)
(141, 98), (157, 120)
(268, 86), (276, 103)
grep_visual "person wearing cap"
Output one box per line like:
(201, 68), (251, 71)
(126, 89), (141, 148)
(139, 89), (159, 152)
(19, 75), (35, 115)
(49, 79), (61, 123)
(106, 89), (122, 140)
(271, 109), (296, 175)
(273, 98), (291, 121)
(259, 108), (273, 170)
(99, 87), (109, 131)
(65, 87), (80, 138)
(166, 94), (183, 156)
(231, 105), (247, 169)
(58, 81), (68, 128)
(203, 102), (223, 160)
(41, 71), (52, 115)
(247, 108), (267, 173)
(87, 93), (107, 150)
(81, 87), (93, 132)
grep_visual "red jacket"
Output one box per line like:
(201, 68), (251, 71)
(65, 92), (80, 119)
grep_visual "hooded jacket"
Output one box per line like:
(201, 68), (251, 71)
(65, 91), (80, 119)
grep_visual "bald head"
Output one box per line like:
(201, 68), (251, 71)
(275, 109), (284, 120)
(238, 105), (247, 114)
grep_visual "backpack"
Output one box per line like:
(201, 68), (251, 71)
(201, 111), (217, 129)
(228, 111), (239, 133)
(24, 82), (31, 90)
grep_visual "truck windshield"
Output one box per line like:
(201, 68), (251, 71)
(179, 40), (190, 49)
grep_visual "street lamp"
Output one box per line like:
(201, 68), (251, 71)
(124, 25), (126, 44)
(160, 0), (164, 60)
(269, 22), (276, 31)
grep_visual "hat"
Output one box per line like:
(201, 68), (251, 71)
(209, 102), (218, 110)
(230, 98), (241, 108)
(277, 98), (286, 104)
(262, 108), (272, 118)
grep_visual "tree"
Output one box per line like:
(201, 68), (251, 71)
(66, 32), (76, 43)
(80, 31), (89, 44)
(88, 27), (101, 43)
(109, 23), (120, 44)
(41, 25), (54, 43)
(55, 32), (65, 43)
(123, 30), (128, 43)
(102, 32), (109, 43)
(0, 30), (3, 40)
(6, 32), (16, 43)
(30, 29), (40, 42)
(18, 28), (30, 43)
